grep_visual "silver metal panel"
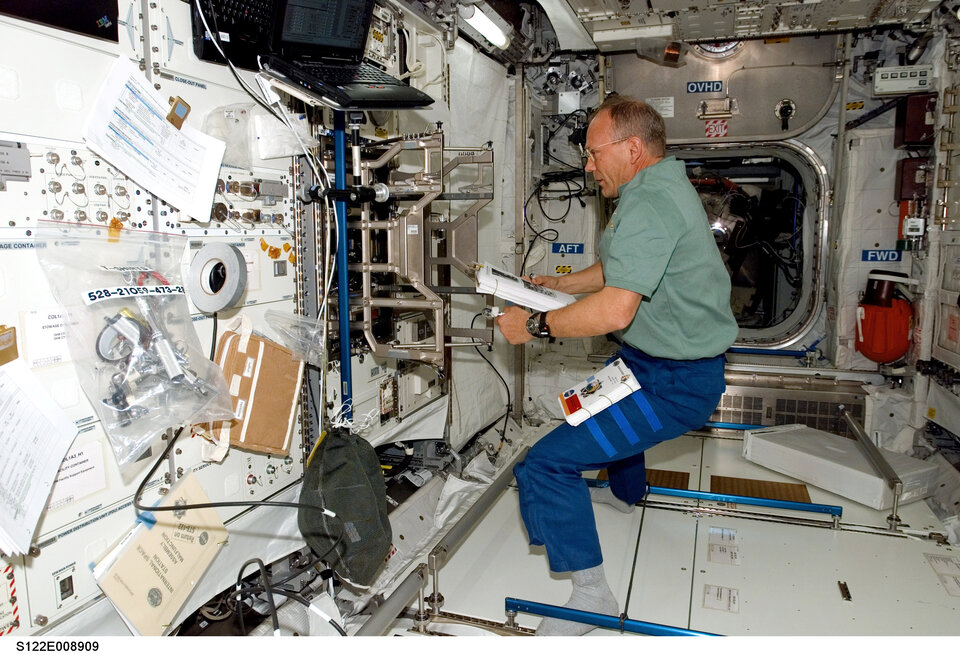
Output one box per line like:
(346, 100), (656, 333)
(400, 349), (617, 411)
(569, 0), (942, 45)
(608, 36), (841, 143)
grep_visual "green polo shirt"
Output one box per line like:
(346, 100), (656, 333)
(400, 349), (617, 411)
(598, 156), (739, 359)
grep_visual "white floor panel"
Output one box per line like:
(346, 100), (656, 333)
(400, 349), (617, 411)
(435, 486), (644, 635)
(685, 513), (960, 635)
(426, 432), (960, 636)
(624, 508), (698, 629)
(644, 433), (704, 490)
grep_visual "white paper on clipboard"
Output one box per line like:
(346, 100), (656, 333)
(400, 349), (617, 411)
(82, 56), (225, 221)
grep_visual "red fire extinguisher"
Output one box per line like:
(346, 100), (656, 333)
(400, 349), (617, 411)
(855, 270), (912, 364)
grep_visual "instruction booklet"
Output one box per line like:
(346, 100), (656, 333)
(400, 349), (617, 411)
(558, 358), (641, 427)
(92, 474), (227, 636)
(475, 262), (576, 311)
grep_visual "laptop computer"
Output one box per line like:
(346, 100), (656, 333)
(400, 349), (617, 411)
(259, 0), (435, 110)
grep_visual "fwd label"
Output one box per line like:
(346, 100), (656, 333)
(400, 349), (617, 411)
(861, 250), (902, 262)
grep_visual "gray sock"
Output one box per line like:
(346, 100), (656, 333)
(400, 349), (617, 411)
(536, 565), (619, 636)
(589, 485), (635, 514)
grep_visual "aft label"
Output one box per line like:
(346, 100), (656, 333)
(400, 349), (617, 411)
(552, 243), (584, 254)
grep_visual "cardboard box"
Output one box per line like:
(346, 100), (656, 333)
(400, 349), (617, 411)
(742, 424), (938, 510)
(211, 330), (304, 455)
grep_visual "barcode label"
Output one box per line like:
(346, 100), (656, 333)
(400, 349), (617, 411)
(83, 285), (185, 305)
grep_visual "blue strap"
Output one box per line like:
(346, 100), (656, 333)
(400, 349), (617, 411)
(631, 391), (663, 432)
(609, 403), (639, 445)
(136, 511), (157, 529)
(585, 417), (617, 457)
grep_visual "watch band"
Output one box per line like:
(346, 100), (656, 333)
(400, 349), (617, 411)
(538, 310), (551, 338)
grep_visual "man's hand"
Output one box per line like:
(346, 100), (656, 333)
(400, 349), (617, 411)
(527, 273), (561, 290)
(496, 306), (534, 345)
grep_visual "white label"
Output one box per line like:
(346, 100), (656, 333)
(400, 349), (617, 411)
(23, 309), (71, 368)
(47, 440), (107, 511)
(708, 543), (741, 565)
(82, 284), (185, 305)
(646, 96), (675, 118)
(940, 575), (960, 597)
(234, 397), (247, 420)
(703, 585), (739, 613)
(243, 356), (255, 377)
(98, 265), (152, 272)
(925, 553), (960, 575)
(709, 527), (738, 544)
(407, 225), (419, 235)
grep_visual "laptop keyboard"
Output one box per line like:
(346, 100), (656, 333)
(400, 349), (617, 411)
(301, 61), (400, 86)
(216, 0), (273, 29)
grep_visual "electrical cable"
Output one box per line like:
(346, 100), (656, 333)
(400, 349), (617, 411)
(234, 584), (348, 636)
(209, 311), (218, 361)
(193, 0), (285, 119)
(132, 427), (342, 520)
(471, 313), (510, 442)
(236, 559), (279, 636)
(520, 184), (559, 276)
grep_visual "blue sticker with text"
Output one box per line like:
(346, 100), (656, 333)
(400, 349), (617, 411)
(552, 243), (584, 254)
(687, 81), (723, 93)
(861, 250), (902, 262)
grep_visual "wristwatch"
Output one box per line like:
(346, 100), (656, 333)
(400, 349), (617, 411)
(525, 311), (551, 338)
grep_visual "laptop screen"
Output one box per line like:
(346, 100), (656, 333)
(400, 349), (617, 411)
(275, 0), (375, 60)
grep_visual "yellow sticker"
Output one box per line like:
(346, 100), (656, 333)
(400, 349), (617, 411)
(927, 407), (937, 419)
(555, 265), (573, 274)
(846, 101), (865, 111)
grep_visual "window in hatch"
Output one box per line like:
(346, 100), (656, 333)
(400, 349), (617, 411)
(672, 142), (826, 346)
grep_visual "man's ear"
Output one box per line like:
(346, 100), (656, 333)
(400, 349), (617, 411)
(627, 137), (644, 165)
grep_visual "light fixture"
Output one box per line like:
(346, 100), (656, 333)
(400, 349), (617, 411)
(458, 3), (510, 49)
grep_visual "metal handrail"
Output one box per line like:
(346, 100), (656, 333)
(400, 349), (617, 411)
(504, 598), (719, 636)
(647, 485), (843, 519)
(841, 408), (903, 530)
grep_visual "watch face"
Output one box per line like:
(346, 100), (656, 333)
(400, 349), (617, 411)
(526, 315), (540, 336)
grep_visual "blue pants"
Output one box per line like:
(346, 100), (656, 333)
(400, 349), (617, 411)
(513, 347), (726, 573)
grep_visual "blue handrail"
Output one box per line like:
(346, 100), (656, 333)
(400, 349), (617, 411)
(584, 478), (842, 518)
(647, 485), (843, 517)
(504, 598), (719, 636)
(334, 111), (352, 419)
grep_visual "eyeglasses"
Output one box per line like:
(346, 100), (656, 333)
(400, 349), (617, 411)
(582, 137), (630, 162)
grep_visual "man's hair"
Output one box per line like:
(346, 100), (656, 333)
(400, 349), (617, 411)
(593, 95), (666, 157)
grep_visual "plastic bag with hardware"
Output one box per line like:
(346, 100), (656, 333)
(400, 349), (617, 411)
(264, 309), (325, 367)
(35, 223), (234, 473)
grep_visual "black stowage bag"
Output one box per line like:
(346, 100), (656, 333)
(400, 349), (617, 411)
(298, 429), (392, 587)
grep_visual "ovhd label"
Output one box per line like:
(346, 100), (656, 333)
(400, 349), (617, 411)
(687, 80), (723, 93)
(861, 250), (902, 262)
(552, 243), (584, 254)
